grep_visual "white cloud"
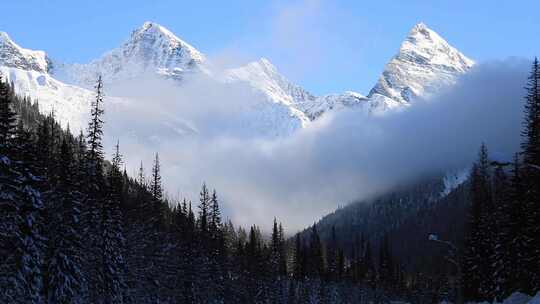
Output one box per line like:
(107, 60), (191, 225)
(97, 58), (529, 232)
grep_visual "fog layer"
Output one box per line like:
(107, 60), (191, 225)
(100, 58), (529, 231)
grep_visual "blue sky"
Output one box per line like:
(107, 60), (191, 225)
(1, 0), (539, 95)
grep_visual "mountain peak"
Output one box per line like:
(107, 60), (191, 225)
(0, 31), (49, 73)
(56, 21), (207, 86)
(403, 23), (460, 56)
(141, 21), (157, 30)
(410, 22), (428, 33)
(0, 31), (11, 42)
(258, 57), (274, 67)
(368, 23), (474, 104)
(244, 58), (279, 76)
(133, 21), (181, 43)
(406, 22), (444, 45)
(127, 21), (204, 63)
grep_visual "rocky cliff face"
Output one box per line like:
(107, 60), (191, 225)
(368, 23), (474, 105)
(0, 32), (50, 73)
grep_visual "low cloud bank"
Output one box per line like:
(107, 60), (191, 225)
(99, 58), (529, 231)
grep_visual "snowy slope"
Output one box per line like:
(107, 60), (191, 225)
(225, 58), (315, 107)
(368, 23), (474, 105)
(0, 31), (94, 131)
(301, 92), (370, 120)
(0, 66), (93, 131)
(441, 167), (470, 196)
(224, 58), (314, 128)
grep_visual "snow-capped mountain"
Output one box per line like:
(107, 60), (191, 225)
(368, 22), (474, 105)
(0, 32), (50, 73)
(0, 23), (308, 138)
(0, 22), (473, 139)
(54, 22), (207, 88)
(225, 22), (474, 121)
(224, 59), (371, 122)
(0, 65), (94, 130)
(224, 58), (314, 127)
(0, 32), (95, 131)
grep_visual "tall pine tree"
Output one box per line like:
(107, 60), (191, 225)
(45, 138), (85, 303)
(520, 58), (540, 291)
(463, 144), (493, 302)
(101, 141), (128, 303)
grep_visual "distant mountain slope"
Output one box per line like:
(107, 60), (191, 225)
(299, 173), (470, 275)
(223, 58), (314, 128)
(0, 66), (93, 131)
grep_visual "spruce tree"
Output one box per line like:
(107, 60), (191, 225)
(86, 76), (105, 172)
(493, 154), (529, 297)
(378, 234), (395, 288)
(270, 218), (281, 276)
(463, 144), (493, 301)
(13, 144), (46, 304)
(0, 76), (45, 304)
(364, 240), (376, 289)
(463, 165), (483, 301)
(490, 162), (510, 300)
(308, 225), (324, 278)
(207, 190), (226, 302)
(278, 223), (287, 277)
(45, 138), (85, 303)
(75, 131), (87, 185)
(293, 233), (304, 280)
(198, 183), (210, 237)
(336, 248), (344, 281)
(520, 58), (540, 291)
(0, 75), (17, 154)
(209, 189), (222, 237)
(326, 226), (338, 282)
(137, 161), (145, 187)
(150, 153), (162, 201)
(101, 141), (128, 303)
(82, 76), (108, 303)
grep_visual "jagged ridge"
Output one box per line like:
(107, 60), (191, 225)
(0, 22), (474, 138)
(368, 22), (474, 105)
(55, 22), (207, 87)
(0, 32), (50, 73)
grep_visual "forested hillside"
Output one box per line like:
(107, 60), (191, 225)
(299, 59), (540, 303)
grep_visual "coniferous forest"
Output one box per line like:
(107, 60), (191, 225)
(1, 58), (540, 304)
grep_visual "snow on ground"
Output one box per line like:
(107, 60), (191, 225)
(441, 167), (470, 196)
(500, 292), (534, 304)
(1, 66), (92, 131)
(525, 292), (540, 304)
